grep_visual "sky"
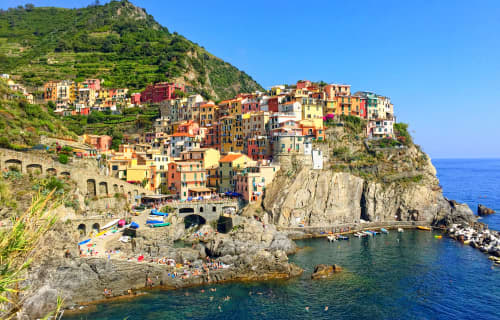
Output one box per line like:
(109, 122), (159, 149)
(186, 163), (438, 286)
(3, 0), (500, 158)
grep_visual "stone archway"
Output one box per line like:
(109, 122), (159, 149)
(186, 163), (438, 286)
(87, 179), (97, 197)
(120, 185), (125, 194)
(113, 184), (119, 193)
(60, 171), (70, 179)
(127, 191), (131, 200)
(184, 214), (206, 228)
(5, 159), (22, 172)
(99, 181), (108, 195)
(77, 223), (86, 236)
(92, 223), (100, 232)
(46, 168), (57, 176)
(199, 206), (204, 213)
(26, 164), (42, 175)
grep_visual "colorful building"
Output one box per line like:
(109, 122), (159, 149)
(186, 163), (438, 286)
(141, 82), (185, 104)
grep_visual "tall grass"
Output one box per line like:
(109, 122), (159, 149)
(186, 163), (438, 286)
(0, 190), (60, 319)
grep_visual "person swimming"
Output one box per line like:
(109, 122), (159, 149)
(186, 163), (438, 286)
(305, 307), (309, 311)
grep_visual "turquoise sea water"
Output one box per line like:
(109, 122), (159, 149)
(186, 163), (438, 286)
(65, 159), (500, 320)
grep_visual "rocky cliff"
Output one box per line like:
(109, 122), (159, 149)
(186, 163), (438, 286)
(264, 142), (474, 228)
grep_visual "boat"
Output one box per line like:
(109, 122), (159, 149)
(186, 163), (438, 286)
(338, 235), (349, 240)
(78, 239), (91, 246)
(398, 228), (404, 233)
(146, 219), (164, 224)
(101, 219), (120, 230)
(417, 226), (432, 231)
(381, 228), (389, 234)
(149, 222), (170, 228)
(371, 230), (380, 235)
(435, 235), (443, 239)
(150, 209), (169, 217)
(363, 231), (373, 236)
(327, 235), (336, 242)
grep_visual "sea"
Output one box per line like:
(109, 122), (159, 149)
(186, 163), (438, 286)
(65, 159), (500, 320)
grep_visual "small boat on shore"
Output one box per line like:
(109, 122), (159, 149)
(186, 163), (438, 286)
(149, 222), (170, 228)
(398, 228), (404, 233)
(417, 226), (432, 231)
(338, 235), (349, 240)
(381, 228), (389, 234)
(327, 235), (337, 242)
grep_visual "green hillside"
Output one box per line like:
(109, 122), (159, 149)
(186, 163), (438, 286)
(0, 0), (263, 99)
(0, 79), (76, 147)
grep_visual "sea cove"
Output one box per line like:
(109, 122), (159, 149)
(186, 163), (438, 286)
(65, 230), (500, 320)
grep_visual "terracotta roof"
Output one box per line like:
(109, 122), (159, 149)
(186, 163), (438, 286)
(219, 153), (243, 163)
(171, 132), (194, 137)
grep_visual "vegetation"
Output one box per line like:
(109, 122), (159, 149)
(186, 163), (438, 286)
(61, 106), (159, 137)
(0, 80), (76, 147)
(0, 1), (263, 99)
(394, 123), (413, 145)
(0, 192), (61, 318)
(340, 115), (366, 135)
(58, 153), (68, 164)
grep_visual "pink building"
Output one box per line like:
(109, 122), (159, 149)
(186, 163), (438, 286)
(131, 93), (141, 105)
(84, 134), (112, 151)
(235, 165), (279, 203)
(81, 79), (101, 91)
(296, 80), (312, 89)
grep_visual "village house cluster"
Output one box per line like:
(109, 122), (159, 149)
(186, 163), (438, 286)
(6, 75), (397, 203)
(100, 79), (396, 202)
(42, 78), (136, 115)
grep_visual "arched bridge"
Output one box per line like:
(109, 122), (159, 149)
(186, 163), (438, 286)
(170, 200), (239, 223)
(0, 148), (151, 203)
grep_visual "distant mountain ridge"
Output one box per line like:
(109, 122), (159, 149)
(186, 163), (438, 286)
(0, 0), (263, 99)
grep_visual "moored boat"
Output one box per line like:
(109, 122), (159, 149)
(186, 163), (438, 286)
(417, 226), (432, 231)
(149, 222), (170, 228)
(381, 228), (389, 234)
(398, 228), (404, 233)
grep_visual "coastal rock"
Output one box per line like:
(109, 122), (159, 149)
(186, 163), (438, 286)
(478, 204), (495, 216)
(311, 264), (343, 279)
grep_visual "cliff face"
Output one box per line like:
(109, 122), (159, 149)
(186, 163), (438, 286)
(264, 146), (474, 228)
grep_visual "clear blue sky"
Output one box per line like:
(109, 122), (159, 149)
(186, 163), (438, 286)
(3, 0), (500, 158)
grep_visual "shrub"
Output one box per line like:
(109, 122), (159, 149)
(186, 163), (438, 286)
(58, 154), (68, 164)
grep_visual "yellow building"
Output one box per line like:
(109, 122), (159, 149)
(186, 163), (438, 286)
(199, 103), (218, 127)
(270, 85), (285, 96)
(242, 111), (270, 139)
(301, 98), (324, 128)
(180, 148), (220, 169)
(218, 153), (255, 192)
(220, 115), (234, 154)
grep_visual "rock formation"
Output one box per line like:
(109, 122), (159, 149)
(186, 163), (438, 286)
(478, 204), (495, 216)
(311, 264), (343, 279)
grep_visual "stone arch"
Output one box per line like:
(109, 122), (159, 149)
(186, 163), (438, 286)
(26, 163), (42, 175)
(127, 191), (131, 200)
(87, 179), (96, 197)
(92, 223), (100, 232)
(60, 171), (70, 179)
(199, 206), (204, 213)
(140, 192), (145, 197)
(46, 168), (57, 176)
(179, 207), (195, 214)
(113, 184), (119, 193)
(77, 223), (86, 236)
(212, 206), (217, 212)
(5, 159), (22, 172)
(184, 214), (206, 228)
(120, 185), (125, 194)
(99, 181), (108, 195)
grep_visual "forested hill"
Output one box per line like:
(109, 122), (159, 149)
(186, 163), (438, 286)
(0, 0), (263, 100)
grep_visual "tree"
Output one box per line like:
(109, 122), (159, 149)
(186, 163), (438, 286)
(24, 3), (34, 11)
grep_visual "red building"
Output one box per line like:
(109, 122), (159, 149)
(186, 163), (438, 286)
(267, 97), (279, 112)
(296, 80), (312, 89)
(201, 123), (220, 151)
(167, 162), (181, 194)
(140, 82), (185, 104)
(81, 79), (100, 91)
(359, 99), (367, 118)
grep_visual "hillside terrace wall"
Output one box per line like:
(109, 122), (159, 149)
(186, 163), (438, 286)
(0, 148), (151, 202)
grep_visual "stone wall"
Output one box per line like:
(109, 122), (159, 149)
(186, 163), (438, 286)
(0, 148), (151, 203)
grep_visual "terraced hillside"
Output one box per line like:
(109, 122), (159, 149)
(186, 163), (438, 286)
(0, 0), (263, 99)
